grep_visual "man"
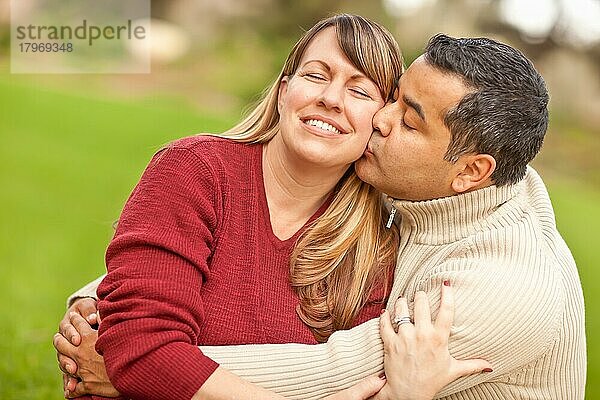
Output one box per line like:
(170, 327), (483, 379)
(56, 34), (586, 399)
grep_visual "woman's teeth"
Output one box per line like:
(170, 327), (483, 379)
(305, 119), (342, 134)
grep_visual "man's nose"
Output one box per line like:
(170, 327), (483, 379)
(372, 101), (396, 137)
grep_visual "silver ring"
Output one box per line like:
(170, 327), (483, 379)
(393, 316), (412, 327)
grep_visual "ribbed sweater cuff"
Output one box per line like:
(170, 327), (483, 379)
(66, 275), (104, 307)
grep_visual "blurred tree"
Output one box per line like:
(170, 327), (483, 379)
(478, 0), (600, 68)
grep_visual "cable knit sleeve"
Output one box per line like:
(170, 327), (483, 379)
(201, 256), (563, 399)
(425, 257), (563, 397)
(96, 146), (222, 400)
(201, 318), (382, 399)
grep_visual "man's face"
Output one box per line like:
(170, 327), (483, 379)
(355, 56), (473, 201)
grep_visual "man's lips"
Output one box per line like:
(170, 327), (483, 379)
(365, 140), (376, 155)
(365, 132), (382, 155)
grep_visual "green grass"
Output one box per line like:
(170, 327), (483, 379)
(547, 180), (600, 397)
(0, 78), (232, 399)
(0, 78), (597, 398)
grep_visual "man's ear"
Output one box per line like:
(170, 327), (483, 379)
(277, 76), (289, 114)
(451, 154), (496, 193)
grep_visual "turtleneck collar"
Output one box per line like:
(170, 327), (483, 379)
(389, 177), (526, 245)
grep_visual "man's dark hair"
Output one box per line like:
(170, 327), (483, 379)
(425, 34), (549, 186)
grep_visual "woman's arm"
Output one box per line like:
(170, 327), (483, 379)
(95, 146), (221, 399)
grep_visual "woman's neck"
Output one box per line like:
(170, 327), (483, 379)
(262, 137), (348, 240)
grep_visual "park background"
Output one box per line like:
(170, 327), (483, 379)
(0, 0), (598, 398)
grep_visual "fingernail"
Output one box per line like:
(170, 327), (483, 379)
(443, 280), (450, 286)
(87, 313), (97, 322)
(482, 368), (493, 372)
(378, 372), (386, 380)
(66, 363), (75, 374)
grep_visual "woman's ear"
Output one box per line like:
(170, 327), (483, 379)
(451, 154), (496, 193)
(277, 76), (289, 114)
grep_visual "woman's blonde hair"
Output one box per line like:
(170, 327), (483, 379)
(220, 14), (403, 341)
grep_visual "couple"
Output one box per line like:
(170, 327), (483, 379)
(53, 14), (586, 400)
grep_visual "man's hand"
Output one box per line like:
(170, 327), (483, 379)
(53, 312), (120, 398)
(55, 297), (99, 395)
(374, 283), (492, 400)
(54, 298), (119, 397)
(59, 297), (99, 345)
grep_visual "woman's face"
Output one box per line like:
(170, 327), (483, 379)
(276, 27), (385, 169)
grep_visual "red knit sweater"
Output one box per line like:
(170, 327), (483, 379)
(96, 136), (389, 400)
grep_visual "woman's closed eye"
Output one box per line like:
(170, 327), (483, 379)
(349, 86), (374, 100)
(302, 72), (327, 81)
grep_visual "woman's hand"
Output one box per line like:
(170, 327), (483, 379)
(53, 311), (120, 398)
(374, 283), (492, 400)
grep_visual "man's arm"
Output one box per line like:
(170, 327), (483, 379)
(201, 259), (562, 399)
(202, 319), (384, 399)
(66, 274), (104, 307)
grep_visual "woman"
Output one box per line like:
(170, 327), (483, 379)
(54, 14), (487, 400)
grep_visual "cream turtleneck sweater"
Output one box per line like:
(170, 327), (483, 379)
(201, 167), (586, 399)
(69, 167), (586, 399)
